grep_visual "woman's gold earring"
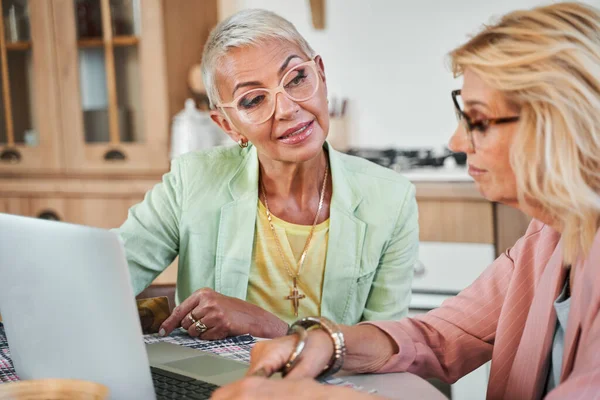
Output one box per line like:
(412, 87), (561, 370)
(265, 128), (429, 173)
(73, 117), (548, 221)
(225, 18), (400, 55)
(238, 138), (248, 148)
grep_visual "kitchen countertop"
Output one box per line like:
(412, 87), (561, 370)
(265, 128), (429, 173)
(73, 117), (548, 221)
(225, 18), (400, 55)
(400, 166), (473, 182)
(0, 171), (484, 201)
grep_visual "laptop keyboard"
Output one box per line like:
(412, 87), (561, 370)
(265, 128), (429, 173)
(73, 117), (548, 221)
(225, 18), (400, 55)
(151, 366), (220, 400)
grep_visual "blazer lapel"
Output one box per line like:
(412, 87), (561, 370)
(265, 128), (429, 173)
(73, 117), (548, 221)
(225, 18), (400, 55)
(321, 146), (366, 324)
(560, 229), (600, 381)
(505, 240), (568, 400)
(214, 146), (259, 300)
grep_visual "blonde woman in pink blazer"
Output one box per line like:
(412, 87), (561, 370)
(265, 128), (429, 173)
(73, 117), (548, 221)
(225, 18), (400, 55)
(212, 2), (600, 400)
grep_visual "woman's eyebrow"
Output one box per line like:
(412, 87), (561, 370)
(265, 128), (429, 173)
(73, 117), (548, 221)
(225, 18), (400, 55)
(231, 55), (302, 97)
(464, 99), (492, 112)
(232, 80), (262, 97)
(278, 54), (301, 75)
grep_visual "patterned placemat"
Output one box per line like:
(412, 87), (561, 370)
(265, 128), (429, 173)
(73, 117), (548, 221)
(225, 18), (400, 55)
(0, 323), (367, 391)
(0, 324), (16, 383)
(143, 328), (256, 364)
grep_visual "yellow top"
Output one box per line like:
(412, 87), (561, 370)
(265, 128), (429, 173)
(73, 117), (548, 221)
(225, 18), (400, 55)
(246, 200), (330, 325)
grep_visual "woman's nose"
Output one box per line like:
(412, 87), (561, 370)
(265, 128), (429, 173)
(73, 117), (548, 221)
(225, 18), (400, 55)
(448, 123), (472, 154)
(274, 92), (299, 120)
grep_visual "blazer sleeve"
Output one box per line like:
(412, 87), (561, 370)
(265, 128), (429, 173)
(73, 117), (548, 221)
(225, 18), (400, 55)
(113, 157), (184, 295)
(362, 223), (546, 383)
(360, 184), (419, 321)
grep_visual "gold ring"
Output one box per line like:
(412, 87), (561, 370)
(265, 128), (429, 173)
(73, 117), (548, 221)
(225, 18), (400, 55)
(188, 314), (197, 324)
(194, 320), (208, 334)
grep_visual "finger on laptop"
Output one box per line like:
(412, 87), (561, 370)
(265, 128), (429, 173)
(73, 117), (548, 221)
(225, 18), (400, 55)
(158, 297), (198, 336)
(244, 339), (293, 378)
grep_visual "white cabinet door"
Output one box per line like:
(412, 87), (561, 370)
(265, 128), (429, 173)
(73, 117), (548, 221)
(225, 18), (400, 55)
(414, 242), (495, 294)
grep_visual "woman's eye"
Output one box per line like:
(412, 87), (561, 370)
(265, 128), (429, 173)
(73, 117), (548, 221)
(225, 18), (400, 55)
(239, 94), (265, 110)
(285, 70), (307, 87)
(472, 121), (490, 133)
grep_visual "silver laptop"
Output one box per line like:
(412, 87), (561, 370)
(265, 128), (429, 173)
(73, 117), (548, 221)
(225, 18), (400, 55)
(0, 213), (248, 399)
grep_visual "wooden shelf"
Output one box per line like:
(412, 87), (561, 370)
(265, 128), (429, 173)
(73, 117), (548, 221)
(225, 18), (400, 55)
(6, 41), (32, 51)
(77, 35), (139, 48)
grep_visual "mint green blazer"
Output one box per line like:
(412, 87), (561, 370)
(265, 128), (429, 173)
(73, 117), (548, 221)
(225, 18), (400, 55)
(117, 143), (418, 325)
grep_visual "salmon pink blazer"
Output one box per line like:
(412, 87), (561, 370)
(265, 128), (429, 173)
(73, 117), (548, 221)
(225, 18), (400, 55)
(369, 220), (600, 399)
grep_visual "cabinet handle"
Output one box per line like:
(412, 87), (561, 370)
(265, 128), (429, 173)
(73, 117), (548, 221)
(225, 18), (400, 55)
(414, 260), (427, 277)
(0, 148), (22, 164)
(104, 149), (127, 161)
(37, 210), (61, 221)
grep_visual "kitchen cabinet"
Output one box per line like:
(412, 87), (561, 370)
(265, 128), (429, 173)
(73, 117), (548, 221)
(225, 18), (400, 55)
(495, 202), (532, 255)
(65, 197), (141, 228)
(54, 0), (169, 174)
(0, 191), (144, 227)
(0, 177), (155, 221)
(0, 0), (217, 228)
(0, 196), (29, 215)
(418, 199), (493, 244)
(29, 197), (67, 220)
(413, 182), (530, 254)
(0, 0), (62, 174)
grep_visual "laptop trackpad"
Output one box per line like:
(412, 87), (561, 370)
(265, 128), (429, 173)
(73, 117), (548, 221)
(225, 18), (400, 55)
(164, 356), (246, 377)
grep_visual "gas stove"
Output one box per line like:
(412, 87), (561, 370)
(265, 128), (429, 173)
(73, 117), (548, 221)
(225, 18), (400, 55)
(345, 147), (472, 182)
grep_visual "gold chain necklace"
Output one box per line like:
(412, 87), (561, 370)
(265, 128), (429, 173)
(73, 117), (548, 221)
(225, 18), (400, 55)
(260, 162), (329, 316)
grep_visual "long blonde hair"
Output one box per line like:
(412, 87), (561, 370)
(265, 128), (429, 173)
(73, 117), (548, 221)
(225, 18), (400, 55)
(450, 2), (600, 264)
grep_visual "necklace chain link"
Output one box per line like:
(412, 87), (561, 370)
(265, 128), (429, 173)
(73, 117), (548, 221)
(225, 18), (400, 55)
(260, 162), (329, 282)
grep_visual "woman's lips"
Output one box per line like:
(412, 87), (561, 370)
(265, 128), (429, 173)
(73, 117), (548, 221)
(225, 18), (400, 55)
(468, 164), (487, 176)
(277, 120), (314, 145)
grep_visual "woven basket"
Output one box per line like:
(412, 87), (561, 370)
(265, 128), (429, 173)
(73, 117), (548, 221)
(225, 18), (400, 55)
(0, 379), (109, 399)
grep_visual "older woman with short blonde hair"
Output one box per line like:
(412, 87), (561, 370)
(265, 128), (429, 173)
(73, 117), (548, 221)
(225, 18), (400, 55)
(117, 9), (418, 340)
(213, 3), (600, 399)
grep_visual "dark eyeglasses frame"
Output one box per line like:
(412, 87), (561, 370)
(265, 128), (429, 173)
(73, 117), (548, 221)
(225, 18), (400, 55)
(452, 89), (520, 150)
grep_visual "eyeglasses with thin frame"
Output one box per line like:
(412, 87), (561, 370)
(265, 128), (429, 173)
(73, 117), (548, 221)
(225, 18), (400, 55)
(452, 89), (520, 150)
(216, 59), (320, 125)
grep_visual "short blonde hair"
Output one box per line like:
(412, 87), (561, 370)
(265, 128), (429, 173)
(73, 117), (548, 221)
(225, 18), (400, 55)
(450, 2), (600, 264)
(201, 9), (316, 109)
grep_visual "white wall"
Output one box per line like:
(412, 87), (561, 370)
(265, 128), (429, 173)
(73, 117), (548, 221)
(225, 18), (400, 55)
(218, 0), (598, 149)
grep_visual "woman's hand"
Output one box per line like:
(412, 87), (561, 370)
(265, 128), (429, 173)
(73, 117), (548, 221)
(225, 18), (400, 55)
(211, 377), (379, 400)
(246, 329), (334, 379)
(158, 288), (289, 340)
(246, 324), (398, 378)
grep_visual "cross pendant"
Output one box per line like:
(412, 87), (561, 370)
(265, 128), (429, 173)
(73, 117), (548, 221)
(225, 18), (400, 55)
(286, 277), (306, 316)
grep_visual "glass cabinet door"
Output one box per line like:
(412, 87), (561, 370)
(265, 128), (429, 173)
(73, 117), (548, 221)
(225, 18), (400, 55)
(55, 0), (169, 174)
(0, 0), (61, 173)
(76, 0), (142, 145)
